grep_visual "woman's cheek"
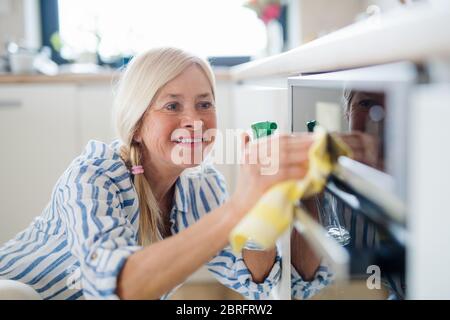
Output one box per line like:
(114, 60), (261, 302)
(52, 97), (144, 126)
(142, 122), (171, 157)
(207, 112), (217, 129)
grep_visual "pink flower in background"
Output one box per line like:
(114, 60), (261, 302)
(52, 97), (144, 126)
(261, 3), (281, 24)
(245, 0), (282, 25)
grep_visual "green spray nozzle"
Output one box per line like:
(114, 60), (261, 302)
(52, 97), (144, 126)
(251, 121), (278, 139)
(306, 120), (318, 133)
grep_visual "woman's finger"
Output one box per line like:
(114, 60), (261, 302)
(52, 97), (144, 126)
(340, 135), (363, 148)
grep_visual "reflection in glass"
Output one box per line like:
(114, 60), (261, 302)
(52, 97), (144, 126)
(290, 87), (398, 300)
(315, 192), (350, 246)
(342, 90), (386, 171)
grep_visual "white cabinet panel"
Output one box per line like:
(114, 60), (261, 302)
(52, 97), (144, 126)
(224, 84), (289, 193)
(233, 85), (289, 133)
(407, 84), (450, 299)
(211, 81), (235, 202)
(0, 84), (78, 243)
(78, 84), (116, 148)
(231, 84), (290, 299)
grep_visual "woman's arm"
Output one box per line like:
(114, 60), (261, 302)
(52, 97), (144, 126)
(242, 248), (277, 283)
(117, 198), (243, 300)
(291, 197), (321, 281)
(290, 196), (335, 300)
(240, 199), (324, 285)
(118, 134), (314, 299)
(206, 245), (281, 300)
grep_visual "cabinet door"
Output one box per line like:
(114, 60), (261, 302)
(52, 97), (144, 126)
(232, 83), (290, 299)
(78, 84), (116, 147)
(408, 84), (450, 299)
(233, 84), (289, 133)
(0, 84), (78, 243)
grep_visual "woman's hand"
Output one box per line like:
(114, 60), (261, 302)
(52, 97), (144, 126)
(229, 133), (314, 222)
(338, 131), (383, 170)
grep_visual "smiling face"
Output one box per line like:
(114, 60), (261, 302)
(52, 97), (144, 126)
(134, 64), (217, 170)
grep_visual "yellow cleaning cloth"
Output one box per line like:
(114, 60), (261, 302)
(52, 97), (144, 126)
(229, 127), (352, 253)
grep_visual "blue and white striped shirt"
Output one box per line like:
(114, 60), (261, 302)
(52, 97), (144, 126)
(0, 140), (283, 300)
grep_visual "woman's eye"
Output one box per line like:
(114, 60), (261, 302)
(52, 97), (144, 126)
(198, 102), (214, 110)
(358, 99), (375, 108)
(165, 103), (179, 111)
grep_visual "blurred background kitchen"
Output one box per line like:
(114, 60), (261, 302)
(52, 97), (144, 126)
(1, 0), (449, 300)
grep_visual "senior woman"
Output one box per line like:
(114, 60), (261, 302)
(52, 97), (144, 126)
(0, 47), (321, 300)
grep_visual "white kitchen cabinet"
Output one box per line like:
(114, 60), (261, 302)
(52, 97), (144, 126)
(0, 84), (79, 243)
(232, 84), (289, 133)
(228, 82), (289, 191)
(408, 84), (450, 299)
(231, 82), (291, 300)
(0, 82), (120, 244)
(77, 84), (116, 148)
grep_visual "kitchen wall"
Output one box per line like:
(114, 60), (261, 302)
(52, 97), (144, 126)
(295, 0), (411, 45)
(0, 0), (41, 55)
(0, 0), (411, 56)
(297, 0), (365, 43)
(0, 0), (25, 54)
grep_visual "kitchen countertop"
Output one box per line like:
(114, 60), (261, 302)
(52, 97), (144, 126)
(0, 73), (117, 84)
(0, 68), (232, 84)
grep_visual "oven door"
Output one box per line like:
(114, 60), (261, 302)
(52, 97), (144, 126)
(288, 62), (419, 299)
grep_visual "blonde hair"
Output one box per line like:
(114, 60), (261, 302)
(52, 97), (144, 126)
(113, 47), (216, 246)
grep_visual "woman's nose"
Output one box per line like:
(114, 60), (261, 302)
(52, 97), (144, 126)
(180, 110), (204, 129)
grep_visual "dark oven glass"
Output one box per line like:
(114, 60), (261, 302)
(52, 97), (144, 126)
(288, 63), (417, 299)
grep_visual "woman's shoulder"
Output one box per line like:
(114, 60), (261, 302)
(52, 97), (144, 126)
(61, 139), (131, 190)
(79, 139), (124, 162)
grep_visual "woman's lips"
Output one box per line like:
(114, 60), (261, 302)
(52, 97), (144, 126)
(172, 137), (209, 148)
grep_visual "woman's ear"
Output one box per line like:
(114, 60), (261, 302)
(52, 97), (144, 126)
(133, 131), (143, 144)
(133, 114), (148, 144)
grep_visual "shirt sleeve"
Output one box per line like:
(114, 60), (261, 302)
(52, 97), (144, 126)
(58, 161), (141, 300)
(207, 245), (282, 300)
(291, 263), (334, 300)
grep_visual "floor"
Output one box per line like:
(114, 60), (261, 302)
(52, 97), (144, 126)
(169, 280), (390, 300)
(170, 282), (245, 300)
